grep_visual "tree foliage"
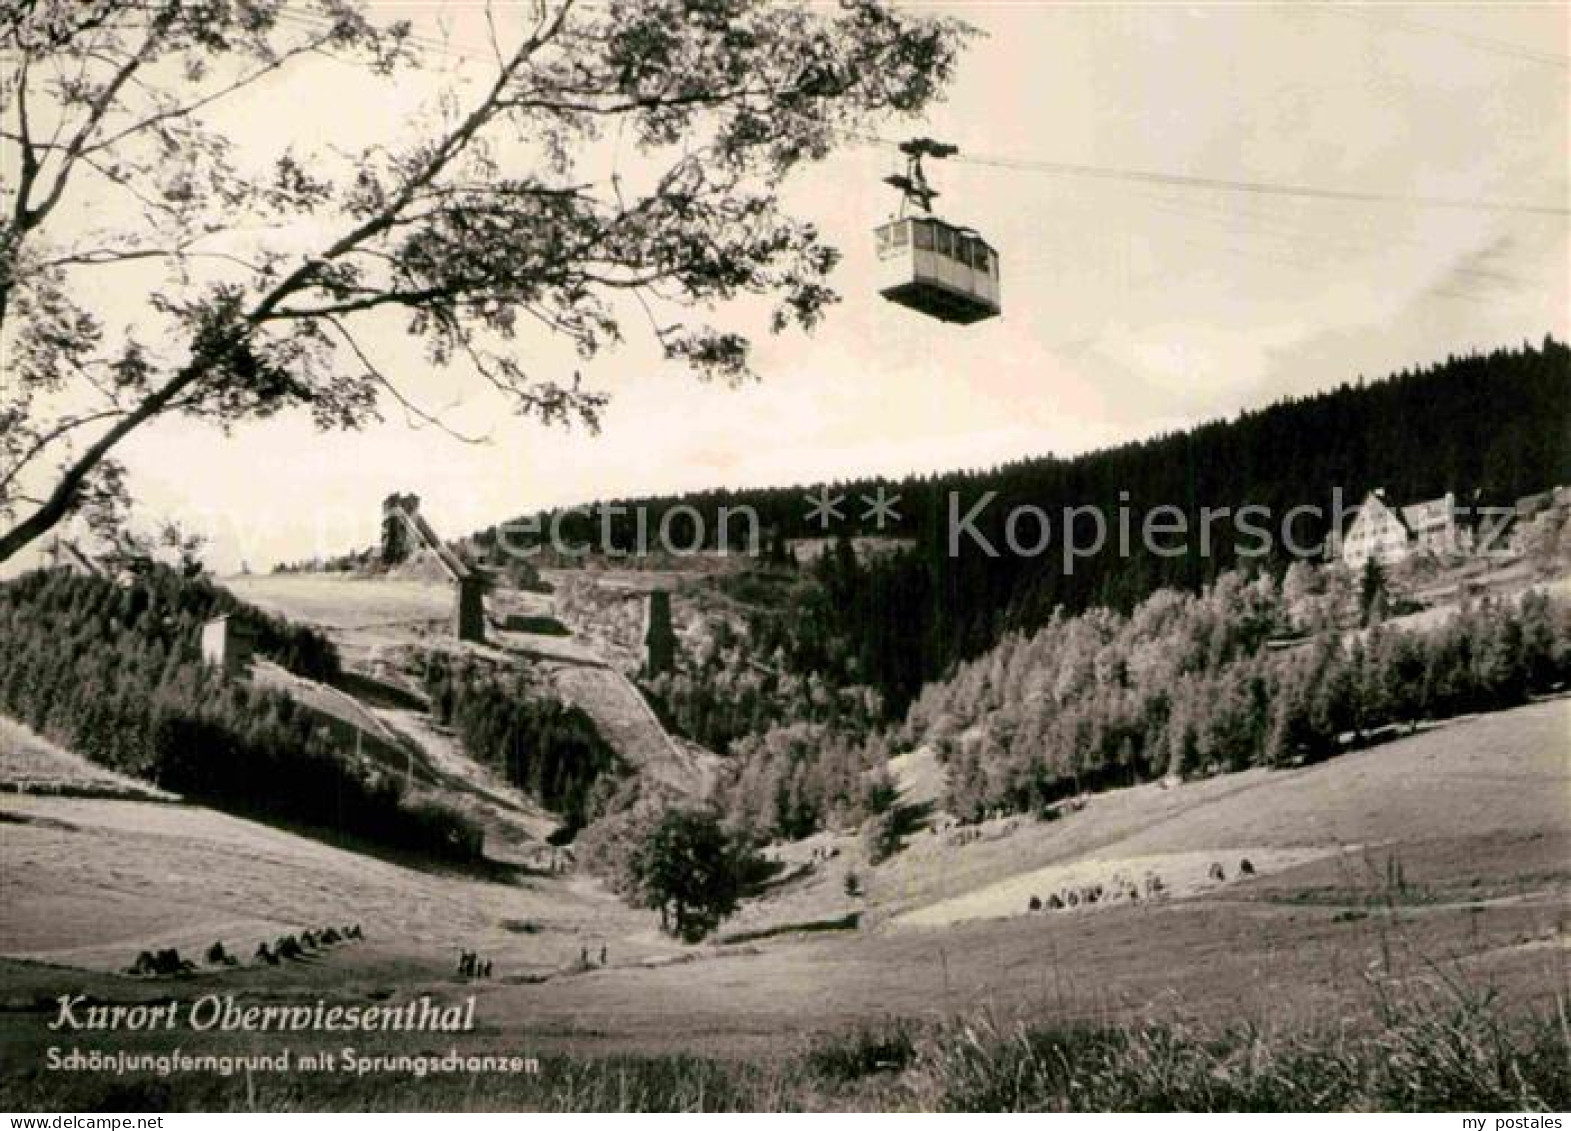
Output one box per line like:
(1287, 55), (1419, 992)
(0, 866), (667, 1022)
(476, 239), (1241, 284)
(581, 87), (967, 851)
(909, 568), (1571, 822)
(0, 0), (971, 562)
(424, 654), (620, 830)
(694, 559), (1571, 845)
(625, 806), (755, 941)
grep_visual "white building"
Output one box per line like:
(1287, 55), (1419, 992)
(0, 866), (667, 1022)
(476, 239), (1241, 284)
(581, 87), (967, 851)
(1339, 490), (1466, 570)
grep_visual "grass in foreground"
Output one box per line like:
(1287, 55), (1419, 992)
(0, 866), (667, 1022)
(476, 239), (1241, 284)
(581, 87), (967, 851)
(5, 978), (1565, 1112)
(898, 986), (1568, 1112)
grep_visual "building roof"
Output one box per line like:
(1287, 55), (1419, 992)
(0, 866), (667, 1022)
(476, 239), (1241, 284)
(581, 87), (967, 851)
(1342, 490), (1460, 545)
(1514, 488), (1560, 517)
(1342, 491), (1408, 537)
(1399, 494), (1453, 531)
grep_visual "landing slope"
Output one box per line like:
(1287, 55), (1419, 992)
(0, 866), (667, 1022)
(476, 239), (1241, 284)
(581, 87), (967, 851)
(227, 572), (718, 804)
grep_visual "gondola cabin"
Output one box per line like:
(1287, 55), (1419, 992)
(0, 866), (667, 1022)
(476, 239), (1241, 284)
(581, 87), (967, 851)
(874, 216), (1001, 325)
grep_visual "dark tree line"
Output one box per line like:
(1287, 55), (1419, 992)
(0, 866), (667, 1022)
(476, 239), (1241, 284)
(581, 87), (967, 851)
(0, 568), (481, 860)
(642, 567), (886, 759)
(423, 657), (620, 831)
(480, 337), (1570, 720)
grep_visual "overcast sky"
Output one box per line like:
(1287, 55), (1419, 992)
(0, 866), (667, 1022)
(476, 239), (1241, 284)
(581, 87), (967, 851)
(14, 1), (1569, 574)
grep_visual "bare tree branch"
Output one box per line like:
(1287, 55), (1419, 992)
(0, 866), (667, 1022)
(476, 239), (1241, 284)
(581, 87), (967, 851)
(0, 408), (131, 501)
(21, 6), (174, 232)
(0, 0), (969, 564)
(324, 313), (489, 444)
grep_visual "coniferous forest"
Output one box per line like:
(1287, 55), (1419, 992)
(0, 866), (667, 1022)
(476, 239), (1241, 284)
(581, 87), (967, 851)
(911, 572), (1571, 823)
(422, 656), (621, 831)
(678, 558), (1571, 839)
(521, 340), (1571, 843)
(4, 340), (1567, 854)
(0, 568), (482, 861)
(481, 338), (1571, 721)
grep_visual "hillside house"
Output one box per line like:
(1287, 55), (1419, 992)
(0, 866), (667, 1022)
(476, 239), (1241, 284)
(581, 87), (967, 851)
(1504, 486), (1570, 554)
(1513, 488), (1562, 523)
(1339, 490), (1467, 569)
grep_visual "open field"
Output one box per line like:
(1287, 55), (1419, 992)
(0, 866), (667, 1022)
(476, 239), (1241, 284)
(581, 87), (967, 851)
(3, 567), (1566, 1107)
(720, 699), (1571, 940)
(225, 574), (455, 631)
(2, 699), (1565, 1091)
(0, 718), (173, 803)
(0, 792), (669, 976)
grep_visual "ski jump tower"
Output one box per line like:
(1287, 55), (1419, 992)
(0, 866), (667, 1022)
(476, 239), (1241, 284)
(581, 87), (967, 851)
(381, 493), (485, 644)
(642, 589), (675, 677)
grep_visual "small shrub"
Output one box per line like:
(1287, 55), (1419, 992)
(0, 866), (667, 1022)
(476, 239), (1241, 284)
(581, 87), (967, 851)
(805, 1021), (917, 1083)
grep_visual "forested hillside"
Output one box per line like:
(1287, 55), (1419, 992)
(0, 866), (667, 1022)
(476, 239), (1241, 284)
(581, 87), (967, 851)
(423, 655), (621, 832)
(699, 560), (1571, 840)
(482, 338), (1571, 719)
(913, 572), (1571, 820)
(0, 568), (481, 861)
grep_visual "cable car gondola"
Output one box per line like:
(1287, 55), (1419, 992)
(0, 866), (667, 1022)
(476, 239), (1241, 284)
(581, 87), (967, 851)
(873, 138), (1001, 325)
